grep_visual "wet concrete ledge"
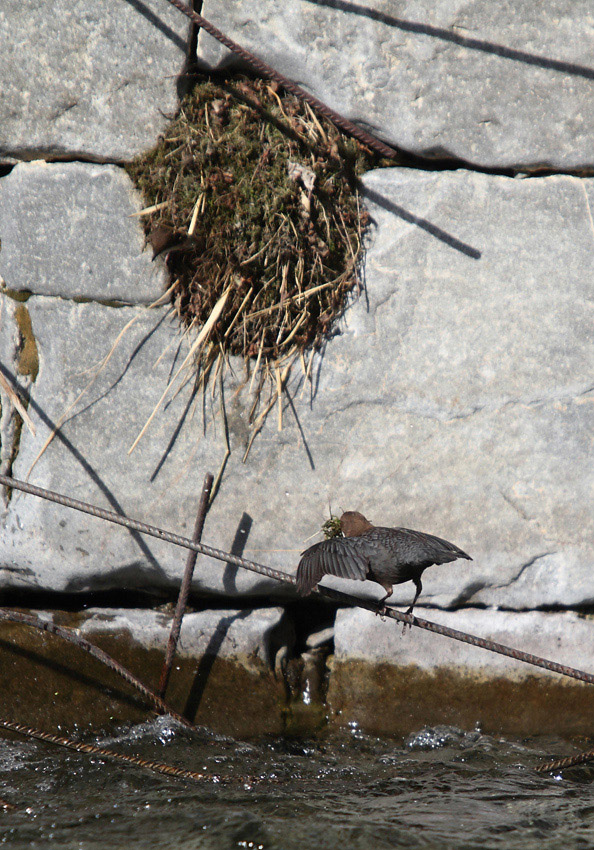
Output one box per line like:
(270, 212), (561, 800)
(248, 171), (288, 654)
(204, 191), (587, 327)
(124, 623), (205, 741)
(0, 607), (289, 738)
(1, 605), (593, 739)
(328, 607), (594, 738)
(327, 661), (594, 738)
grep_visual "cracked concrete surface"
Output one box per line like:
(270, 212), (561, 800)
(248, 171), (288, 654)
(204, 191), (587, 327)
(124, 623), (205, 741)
(487, 552), (557, 592)
(0, 0), (592, 622)
(0, 164), (590, 610)
(0, 3), (592, 736)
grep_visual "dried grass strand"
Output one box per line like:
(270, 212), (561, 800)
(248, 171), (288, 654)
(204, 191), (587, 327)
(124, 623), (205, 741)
(128, 285), (232, 454)
(248, 334), (265, 395)
(130, 201), (169, 217)
(0, 372), (35, 436)
(26, 285), (176, 478)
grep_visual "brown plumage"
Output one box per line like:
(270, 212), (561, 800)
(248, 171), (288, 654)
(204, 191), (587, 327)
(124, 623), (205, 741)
(296, 511), (472, 615)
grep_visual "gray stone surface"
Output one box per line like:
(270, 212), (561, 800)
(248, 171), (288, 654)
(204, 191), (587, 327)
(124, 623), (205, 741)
(0, 0), (189, 162)
(304, 168), (593, 611)
(0, 168), (592, 608)
(0, 162), (166, 303)
(77, 606), (287, 663)
(0, 296), (282, 596)
(198, 0), (594, 170)
(334, 607), (594, 677)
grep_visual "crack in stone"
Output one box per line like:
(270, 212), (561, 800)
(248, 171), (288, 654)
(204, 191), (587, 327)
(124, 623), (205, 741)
(50, 100), (79, 121)
(490, 552), (556, 590)
(576, 384), (594, 398)
(503, 387), (594, 409)
(323, 384), (594, 425)
(0, 303), (38, 505)
(2, 284), (153, 309)
(499, 489), (531, 522)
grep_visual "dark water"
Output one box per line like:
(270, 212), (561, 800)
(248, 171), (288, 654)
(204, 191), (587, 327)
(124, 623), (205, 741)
(1, 717), (593, 849)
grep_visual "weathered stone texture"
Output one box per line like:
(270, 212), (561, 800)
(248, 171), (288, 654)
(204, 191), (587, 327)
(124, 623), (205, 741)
(333, 607), (594, 673)
(0, 296), (275, 596)
(79, 606), (287, 663)
(313, 168), (594, 610)
(198, 0), (594, 170)
(0, 162), (166, 302)
(0, 0), (189, 162)
(0, 165), (592, 609)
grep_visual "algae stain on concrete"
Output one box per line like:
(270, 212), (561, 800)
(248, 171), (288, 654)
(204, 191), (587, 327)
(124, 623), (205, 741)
(327, 659), (594, 738)
(14, 304), (38, 381)
(0, 618), (286, 738)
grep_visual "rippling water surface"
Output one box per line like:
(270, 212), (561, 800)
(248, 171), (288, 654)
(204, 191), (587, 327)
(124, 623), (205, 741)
(1, 718), (593, 849)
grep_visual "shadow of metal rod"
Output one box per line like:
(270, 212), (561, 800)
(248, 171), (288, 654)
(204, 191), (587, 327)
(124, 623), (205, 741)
(162, 0), (399, 159)
(1, 473), (593, 689)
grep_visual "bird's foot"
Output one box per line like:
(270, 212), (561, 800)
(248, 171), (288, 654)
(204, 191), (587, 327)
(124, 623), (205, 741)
(375, 603), (389, 621)
(401, 608), (415, 635)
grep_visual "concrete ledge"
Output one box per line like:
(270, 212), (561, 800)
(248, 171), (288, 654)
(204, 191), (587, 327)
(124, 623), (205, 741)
(2, 604), (593, 739)
(327, 608), (594, 737)
(0, 607), (290, 737)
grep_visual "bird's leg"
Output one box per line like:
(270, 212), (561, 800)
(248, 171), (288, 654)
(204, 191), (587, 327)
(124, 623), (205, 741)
(375, 585), (393, 620)
(405, 578), (422, 616)
(402, 578), (422, 634)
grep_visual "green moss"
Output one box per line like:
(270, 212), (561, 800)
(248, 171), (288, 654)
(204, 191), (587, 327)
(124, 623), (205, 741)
(126, 74), (391, 366)
(322, 514), (343, 539)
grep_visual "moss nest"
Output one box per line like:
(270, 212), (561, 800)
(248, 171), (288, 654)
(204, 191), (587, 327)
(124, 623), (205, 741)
(127, 73), (383, 379)
(321, 514), (343, 539)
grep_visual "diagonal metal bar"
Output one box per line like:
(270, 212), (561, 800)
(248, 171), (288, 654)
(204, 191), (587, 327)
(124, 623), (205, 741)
(158, 471), (214, 698)
(0, 718), (220, 783)
(0, 472), (282, 578)
(1, 473), (594, 690)
(318, 586), (594, 685)
(536, 749), (594, 774)
(0, 608), (195, 729)
(162, 0), (399, 159)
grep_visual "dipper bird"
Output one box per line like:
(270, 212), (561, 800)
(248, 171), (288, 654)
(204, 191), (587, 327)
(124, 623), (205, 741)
(296, 511), (472, 615)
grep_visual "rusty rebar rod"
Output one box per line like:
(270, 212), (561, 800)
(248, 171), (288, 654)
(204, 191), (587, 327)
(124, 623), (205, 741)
(536, 749), (594, 774)
(0, 608), (194, 729)
(1, 473), (594, 691)
(162, 0), (399, 160)
(0, 718), (220, 783)
(158, 471), (214, 698)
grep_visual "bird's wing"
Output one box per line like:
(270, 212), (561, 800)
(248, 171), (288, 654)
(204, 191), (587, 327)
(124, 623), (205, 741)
(296, 536), (371, 594)
(377, 527), (472, 565)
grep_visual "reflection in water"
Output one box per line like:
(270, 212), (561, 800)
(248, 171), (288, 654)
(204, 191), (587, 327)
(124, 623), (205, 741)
(0, 717), (592, 849)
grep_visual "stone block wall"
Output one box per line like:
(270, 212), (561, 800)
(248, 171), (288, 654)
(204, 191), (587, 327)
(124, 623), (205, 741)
(0, 0), (592, 736)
